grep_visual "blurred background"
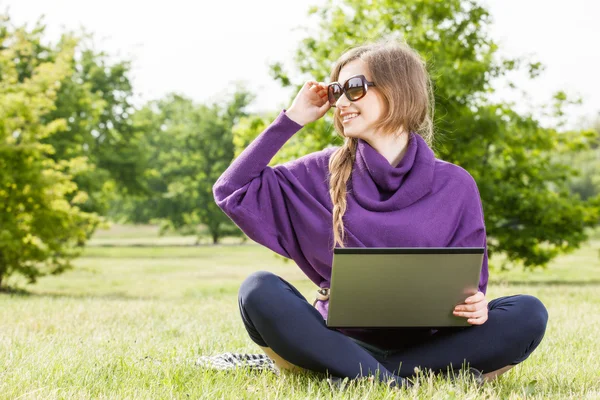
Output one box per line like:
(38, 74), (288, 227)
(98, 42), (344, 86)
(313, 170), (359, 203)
(2, 1), (600, 398)
(1, 0), (599, 287)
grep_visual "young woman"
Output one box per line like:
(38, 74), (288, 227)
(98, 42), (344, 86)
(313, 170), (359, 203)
(212, 40), (548, 388)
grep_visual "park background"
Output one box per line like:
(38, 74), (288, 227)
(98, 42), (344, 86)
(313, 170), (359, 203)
(1, 0), (599, 398)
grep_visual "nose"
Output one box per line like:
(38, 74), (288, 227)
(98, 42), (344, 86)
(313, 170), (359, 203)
(335, 92), (351, 108)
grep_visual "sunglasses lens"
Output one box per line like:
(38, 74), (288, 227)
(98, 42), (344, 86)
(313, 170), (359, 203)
(328, 84), (342, 105)
(345, 77), (365, 100)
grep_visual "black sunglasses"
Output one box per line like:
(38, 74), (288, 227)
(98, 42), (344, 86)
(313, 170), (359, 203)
(327, 74), (376, 107)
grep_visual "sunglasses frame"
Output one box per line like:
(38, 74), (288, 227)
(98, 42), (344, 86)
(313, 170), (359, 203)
(327, 74), (376, 107)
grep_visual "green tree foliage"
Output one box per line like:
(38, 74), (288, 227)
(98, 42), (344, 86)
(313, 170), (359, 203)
(256, 0), (600, 268)
(0, 16), (100, 287)
(3, 14), (145, 216)
(564, 118), (600, 201)
(111, 89), (254, 243)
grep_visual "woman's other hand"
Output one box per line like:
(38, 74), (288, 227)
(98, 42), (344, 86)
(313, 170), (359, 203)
(453, 291), (489, 325)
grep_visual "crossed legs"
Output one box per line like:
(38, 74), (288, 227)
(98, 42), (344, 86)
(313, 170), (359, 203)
(238, 271), (547, 382)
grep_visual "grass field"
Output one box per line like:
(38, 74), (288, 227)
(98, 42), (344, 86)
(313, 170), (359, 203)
(1, 225), (600, 399)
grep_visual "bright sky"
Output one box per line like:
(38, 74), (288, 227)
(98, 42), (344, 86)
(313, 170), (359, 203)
(1, 0), (598, 129)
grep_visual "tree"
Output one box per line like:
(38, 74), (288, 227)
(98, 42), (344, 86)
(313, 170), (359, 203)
(564, 116), (600, 201)
(111, 89), (254, 244)
(0, 17), (100, 287)
(3, 13), (146, 216)
(262, 0), (600, 268)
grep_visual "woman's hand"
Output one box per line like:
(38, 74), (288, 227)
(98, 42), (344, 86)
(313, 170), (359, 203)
(453, 291), (488, 325)
(285, 80), (331, 126)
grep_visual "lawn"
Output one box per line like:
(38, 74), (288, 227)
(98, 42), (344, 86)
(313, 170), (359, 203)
(1, 226), (599, 399)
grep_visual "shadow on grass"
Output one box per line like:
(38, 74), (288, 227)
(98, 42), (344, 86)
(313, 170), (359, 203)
(0, 285), (238, 301)
(0, 286), (156, 301)
(0, 286), (30, 295)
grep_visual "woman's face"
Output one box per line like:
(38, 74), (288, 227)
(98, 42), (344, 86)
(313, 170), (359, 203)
(335, 59), (385, 140)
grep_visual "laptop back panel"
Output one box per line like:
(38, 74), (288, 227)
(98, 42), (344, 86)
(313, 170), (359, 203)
(326, 248), (483, 328)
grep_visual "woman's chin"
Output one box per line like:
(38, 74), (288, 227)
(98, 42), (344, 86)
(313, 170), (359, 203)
(342, 130), (360, 138)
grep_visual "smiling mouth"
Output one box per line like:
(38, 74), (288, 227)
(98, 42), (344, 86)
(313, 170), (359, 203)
(342, 113), (360, 122)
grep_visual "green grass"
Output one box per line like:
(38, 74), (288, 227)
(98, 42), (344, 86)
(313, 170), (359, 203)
(1, 228), (600, 399)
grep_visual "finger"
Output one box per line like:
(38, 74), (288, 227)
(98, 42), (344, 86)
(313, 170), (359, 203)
(454, 307), (487, 319)
(311, 85), (327, 95)
(464, 292), (482, 304)
(311, 82), (325, 92)
(304, 81), (319, 93)
(454, 303), (478, 312)
(455, 299), (488, 312)
(467, 315), (488, 325)
(465, 291), (484, 304)
(310, 90), (326, 105)
(454, 306), (487, 318)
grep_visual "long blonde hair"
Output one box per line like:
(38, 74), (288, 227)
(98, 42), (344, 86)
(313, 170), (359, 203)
(328, 39), (435, 249)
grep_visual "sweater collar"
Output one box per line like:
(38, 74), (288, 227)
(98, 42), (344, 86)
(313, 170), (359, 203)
(351, 132), (435, 211)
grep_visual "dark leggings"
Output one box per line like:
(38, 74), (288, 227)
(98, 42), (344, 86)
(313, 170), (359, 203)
(238, 271), (548, 382)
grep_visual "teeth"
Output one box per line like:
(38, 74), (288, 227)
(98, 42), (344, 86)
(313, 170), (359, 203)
(343, 113), (359, 121)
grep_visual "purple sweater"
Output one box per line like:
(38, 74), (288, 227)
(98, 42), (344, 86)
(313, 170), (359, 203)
(213, 109), (489, 322)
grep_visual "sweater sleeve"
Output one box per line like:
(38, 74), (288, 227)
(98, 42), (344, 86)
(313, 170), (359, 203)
(447, 173), (489, 294)
(212, 109), (325, 261)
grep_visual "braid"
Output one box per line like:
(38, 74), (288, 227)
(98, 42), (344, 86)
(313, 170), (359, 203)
(328, 138), (357, 249)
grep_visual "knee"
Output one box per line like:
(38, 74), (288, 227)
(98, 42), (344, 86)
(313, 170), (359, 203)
(238, 271), (281, 311)
(516, 295), (548, 338)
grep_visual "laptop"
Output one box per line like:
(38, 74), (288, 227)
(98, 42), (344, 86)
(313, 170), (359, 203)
(326, 247), (484, 328)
